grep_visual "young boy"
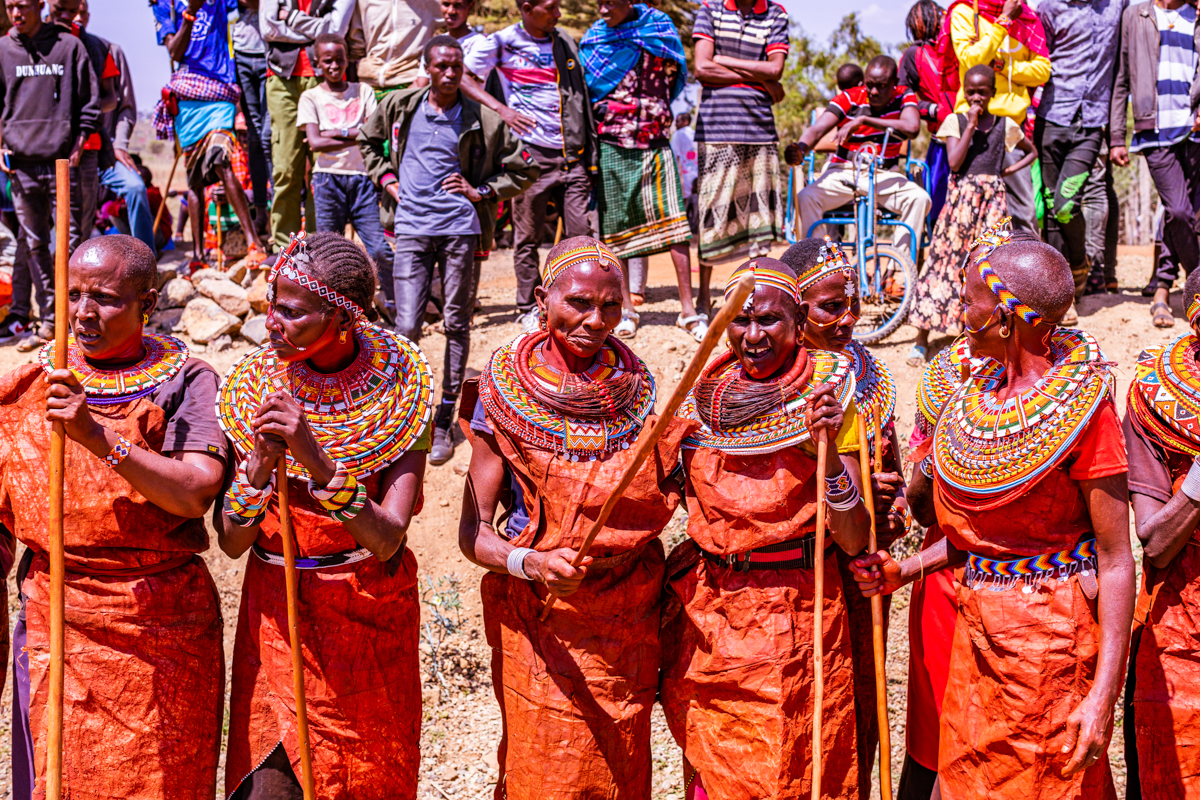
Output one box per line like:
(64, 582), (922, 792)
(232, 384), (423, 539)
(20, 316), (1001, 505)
(460, 0), (595, 332)
(359, 36), (538, 465)
(417, 0), (487, 84)
(297, 33), (393, 298)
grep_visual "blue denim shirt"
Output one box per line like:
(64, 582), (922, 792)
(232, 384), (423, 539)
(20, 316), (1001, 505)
(1037, 0), (1129, 127)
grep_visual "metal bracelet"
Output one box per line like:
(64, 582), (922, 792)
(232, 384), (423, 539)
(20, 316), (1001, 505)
(1182, 458), (1200, 503)
(507, 547), (535, 581)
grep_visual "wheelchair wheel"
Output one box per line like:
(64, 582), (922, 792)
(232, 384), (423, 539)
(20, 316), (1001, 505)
(853, 244), (916, 345)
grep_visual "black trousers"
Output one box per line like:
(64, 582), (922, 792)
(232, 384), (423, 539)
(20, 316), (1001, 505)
(1144, 139), (1200, 287)
(1035, 116), (1104, 284)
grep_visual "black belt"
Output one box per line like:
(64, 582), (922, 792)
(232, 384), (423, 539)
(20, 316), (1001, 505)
(700, 537), (825, 572)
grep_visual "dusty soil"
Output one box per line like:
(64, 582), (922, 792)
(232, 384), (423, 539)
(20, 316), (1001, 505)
(0, 241), (1167, 799)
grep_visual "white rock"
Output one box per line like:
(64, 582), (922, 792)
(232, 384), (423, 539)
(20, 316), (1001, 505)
(210, 334), (234, 352)
(162, 278), (196, 308)
(180, 297), (241, 343)
(197, 278), (251, 317)
(189, 267), (225, 285)
(240, 315), (269, 345)
(225, 259), (248, 286)
(149, 307), (184, 332)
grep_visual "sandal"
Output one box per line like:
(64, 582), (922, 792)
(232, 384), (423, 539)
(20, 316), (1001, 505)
(1151, 301), (1175, 329)
(677, 312), (709, 343)
(631, 293), (645, 307)
(906, 344), (928, 367)
(615, 309), (639, 339)
(242, 244), (268, 268)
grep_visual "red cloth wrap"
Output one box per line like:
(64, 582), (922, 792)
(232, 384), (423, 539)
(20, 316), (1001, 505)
(0, 365), (223, 799)
(661, 445), (859, 800)
(481, 413), (693, 799)
(225, 476), (421, 800)
(933, 407), (1124, 799)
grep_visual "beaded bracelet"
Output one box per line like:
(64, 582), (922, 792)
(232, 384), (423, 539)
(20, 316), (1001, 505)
(224, 464), (275, 527)
(827, 484), (861, 512)
(102, 435), (133, 468)
(824, 467), (853, 496)
(919, 456), (934, 480)
(330, 481), (368, 523)
(309, 461), (359, 512)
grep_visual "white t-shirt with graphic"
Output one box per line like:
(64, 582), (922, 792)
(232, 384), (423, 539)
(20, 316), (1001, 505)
(297, 82), (378, 174)
(463, 23), (562, 150)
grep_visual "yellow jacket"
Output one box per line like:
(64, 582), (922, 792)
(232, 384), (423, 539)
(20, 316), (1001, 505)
(950, 4), (1051, 123)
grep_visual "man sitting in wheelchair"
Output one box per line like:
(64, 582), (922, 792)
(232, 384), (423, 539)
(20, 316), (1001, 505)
(785, 55), (932, 259)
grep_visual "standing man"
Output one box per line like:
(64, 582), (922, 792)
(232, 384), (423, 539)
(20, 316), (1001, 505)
(0, 0), (99, 349)
(354, 0), (441, 96)
(461, 0), (596, 333)
(690, 0), (789, 265)
(945, 0), (1050, 233)
(1111, 0), (1200, 328)
(360, 36), (538, 465)
(233, 0), (271, 237)
(259, 0), (355, 250)
(1035, 0), (1126, 303)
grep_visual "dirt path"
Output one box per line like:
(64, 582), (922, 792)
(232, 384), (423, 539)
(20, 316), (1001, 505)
(0, 243), (1167, 798)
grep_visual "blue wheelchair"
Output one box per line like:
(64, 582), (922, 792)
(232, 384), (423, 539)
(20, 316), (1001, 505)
(785, 129), (929, 344)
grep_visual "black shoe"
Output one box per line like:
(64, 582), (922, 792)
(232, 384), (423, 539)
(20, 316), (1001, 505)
(0, 313), (30, 343)
(1083, 274), (1107, 297)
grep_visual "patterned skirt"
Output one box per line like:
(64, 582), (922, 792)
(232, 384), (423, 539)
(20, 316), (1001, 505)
(908, 173), (1007, 334)
(596, 141), (692, 258)
(696, 143), (784, 264)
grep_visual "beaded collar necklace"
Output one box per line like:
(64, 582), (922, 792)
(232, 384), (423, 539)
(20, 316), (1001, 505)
(846, 339), (897, 447)
(38, 332), (189, 406)
(1129, 333), (1200, 458)
(915, 336), (972, 438)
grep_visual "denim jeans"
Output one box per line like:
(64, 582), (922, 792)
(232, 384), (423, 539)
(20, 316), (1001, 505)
(311, 171), (393, 300)
(100, 162), (154, 251)
(9, 152), (97, 324)
(235, 50), (272, 211)
(393, 233), (476, 397)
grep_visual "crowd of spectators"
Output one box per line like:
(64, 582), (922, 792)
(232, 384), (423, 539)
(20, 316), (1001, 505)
(0, 0), (1196, 460)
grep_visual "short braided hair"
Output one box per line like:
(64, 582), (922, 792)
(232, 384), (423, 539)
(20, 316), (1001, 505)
(302, 232), (379, 320)
(779, 237), (825, 279)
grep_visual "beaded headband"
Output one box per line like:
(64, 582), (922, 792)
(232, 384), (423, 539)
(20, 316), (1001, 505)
(796, 236), (856, 295)
(725, 259), (800, 304)
(542, 239), (622, 289)
(967, 217), (1044, 328)
(269, 231), (364, 318)
(1189, 294), (1200, 328)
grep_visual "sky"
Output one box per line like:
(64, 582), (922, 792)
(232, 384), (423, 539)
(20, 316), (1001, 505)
(99, 0), (1041, 112)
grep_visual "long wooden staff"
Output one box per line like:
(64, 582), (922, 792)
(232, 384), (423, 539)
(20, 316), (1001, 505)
(275, 457), (316, 800)
(812, 428), (829, 800)
(46, 158), (69, 800)
(857, 412), (893, 800)
(152, 143), (181, 236)
(538, 273), (756, 621)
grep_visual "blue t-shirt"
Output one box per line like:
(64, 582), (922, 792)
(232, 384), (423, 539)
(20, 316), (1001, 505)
(153, 0), (238, 84)
(394, 99), (481, 238)
(470, 397), (529, 541)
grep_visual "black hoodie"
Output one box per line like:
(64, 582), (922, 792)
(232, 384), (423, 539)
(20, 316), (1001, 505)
(0, 23), (100, 164)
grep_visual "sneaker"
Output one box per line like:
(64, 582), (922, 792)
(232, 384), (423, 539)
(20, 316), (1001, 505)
(0, 313), (30, 343)
(16, 321), (53, 352)
(429, 425), (455, 466)
(516, 308), (540, 334)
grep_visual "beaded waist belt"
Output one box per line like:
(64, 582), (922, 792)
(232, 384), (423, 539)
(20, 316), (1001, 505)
(252, 543), (374, 570)
(965, 539), (1097, 593)
(701, 537), (826, 572)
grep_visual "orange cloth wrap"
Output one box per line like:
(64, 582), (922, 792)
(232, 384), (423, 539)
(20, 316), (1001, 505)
(0, 365), (223, 800)
(661, 445), (859, 800)
(481, 413), (693, 800)
(225, 477), (421, 800)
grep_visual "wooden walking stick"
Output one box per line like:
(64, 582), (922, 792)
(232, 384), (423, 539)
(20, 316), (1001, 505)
(152, 143), (182, 236)
(46, 158), (70, 800)
(275, 457), (317, 800)
(539, 272), (756, 621)
(812, 428), (829, 800)
(857, 412), (893, 800)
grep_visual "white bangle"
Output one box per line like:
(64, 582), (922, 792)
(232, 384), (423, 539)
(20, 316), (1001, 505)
(506, 547), (535, 580)
(1182, 459), (1200, 502)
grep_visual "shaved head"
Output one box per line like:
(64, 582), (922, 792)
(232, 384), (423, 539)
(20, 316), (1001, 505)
(987, 240), (1074, 325)
(72, 235), (158, 295)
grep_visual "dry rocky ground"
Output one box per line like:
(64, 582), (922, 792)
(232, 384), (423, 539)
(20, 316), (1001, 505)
(0, 240), (1169, 798)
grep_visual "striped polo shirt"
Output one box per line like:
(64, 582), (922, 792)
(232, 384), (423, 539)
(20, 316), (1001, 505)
(693, 0), (790, 144)
(1131, 3), (1200, 152)
(826, 85), (919, 167)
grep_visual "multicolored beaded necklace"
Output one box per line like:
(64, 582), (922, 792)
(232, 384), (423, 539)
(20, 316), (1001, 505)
(217, 320), (433, 479)
(479, 331), (655, 461)
(933, 328), (1113, 509)
(680, 347), (854, 455)
(1128, 333), (1200, 458)
(915, 336), (971, 439)
(846, 339), (896, 448)
(38, 333), (189, 405)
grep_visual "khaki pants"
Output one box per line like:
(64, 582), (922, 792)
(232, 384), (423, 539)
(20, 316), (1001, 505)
(266, 74), (319, 249)
(797, 162), (931, 254)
